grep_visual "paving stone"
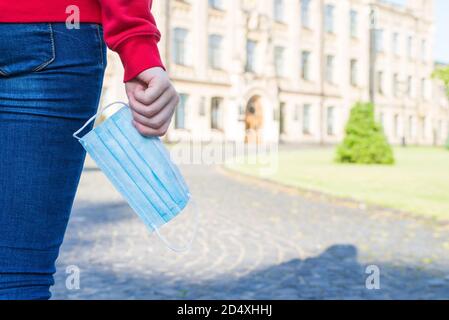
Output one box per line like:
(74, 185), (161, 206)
(51, 159), (449, 300)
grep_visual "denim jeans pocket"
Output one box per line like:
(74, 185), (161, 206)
(0, 23), (55, 77)
(89, 23), (106, 68)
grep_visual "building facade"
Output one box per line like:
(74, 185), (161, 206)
(102, 0), (449, 146)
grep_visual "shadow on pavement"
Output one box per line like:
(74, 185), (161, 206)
(53, 244), (449, 300)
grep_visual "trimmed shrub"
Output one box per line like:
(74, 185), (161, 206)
(336, 102), (395, 165)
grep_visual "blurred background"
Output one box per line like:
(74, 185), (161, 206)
(102, 0), (448, 146)
(53, 0), (449, 300)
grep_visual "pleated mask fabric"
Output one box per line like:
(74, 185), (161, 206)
(73, 102), (198, 252)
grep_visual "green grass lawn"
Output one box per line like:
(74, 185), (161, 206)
(226, 147), (449, 221)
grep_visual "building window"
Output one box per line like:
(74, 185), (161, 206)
(394, 114), (399, 138)
(408, 115), (414, 138)
(325, 55), (335, 84)
(377, 71), (384, 95)
(421, 39), (427, 62)
(393, 73), (399, 97)
(392, 32), (399, 55)
(279, 102), (286, 134)
(375, 29), (384, 53)
(407, 36), (413, 59)
(239, 103), (245, 118)
(274, 46), (285, 77)
(301, 50), (311, 80)
(246, 40), (257, 73)
(422, 117), (427, 139)
(211, 97), (223, 130)
(301, 0), (311, 28)
(327, 106), (335, 136)
(379, 112), (384, 128)
(302, 104), (311, 134)
(324, 4), (335, 33)
(294, 104), (300, 121)
(350, 10), (358, 38)
(199, 97), (206, 116)
(175, 94), (188, 129)
(209, 0), (223, 10)
(406, 76), (412, 97)
(173, 28), (189, 66)
(421, 78), (427, 100)
(273, 0), (285, 23)
(208, 34), (223, 69)
(350, 59), (358, 86)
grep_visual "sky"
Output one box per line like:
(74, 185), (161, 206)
(434, 0), (449, 63)
(388, 0), (449, 63)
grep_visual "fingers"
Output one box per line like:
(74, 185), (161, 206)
(134, 77), (170, 106)
(131, 95), (177, 129)
(132, 117), (171, 137)
(131, 95), (178, 137)
(127, 71), (180, 137)
(129, 87), (175, 118)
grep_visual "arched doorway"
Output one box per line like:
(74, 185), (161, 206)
(245, 95), (264, 144)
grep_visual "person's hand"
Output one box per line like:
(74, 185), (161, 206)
(125, 67), (179, 137)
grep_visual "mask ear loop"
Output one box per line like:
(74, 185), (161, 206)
(73, 101), (129, 141)
(152, 195), (200, 253)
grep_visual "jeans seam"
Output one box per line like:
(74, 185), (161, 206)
(33, 23), (56, 72)
(95, 25), (104, 68)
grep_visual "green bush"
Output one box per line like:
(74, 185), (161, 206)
(336, 102), (395, 165)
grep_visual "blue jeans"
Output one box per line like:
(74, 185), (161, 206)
(0, 23), (106, 299)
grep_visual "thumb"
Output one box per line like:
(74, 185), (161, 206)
(134, 76), (166, 106)
(134, 67), (165, 85)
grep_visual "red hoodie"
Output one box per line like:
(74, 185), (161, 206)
(0, 0), (164, 82)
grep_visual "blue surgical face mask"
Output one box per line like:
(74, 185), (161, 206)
(73, 102), (198, 252)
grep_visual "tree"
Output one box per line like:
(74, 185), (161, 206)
(336, 102), (395, 165)
(432, 65), (449, 93)
(432, 66), (449, 150)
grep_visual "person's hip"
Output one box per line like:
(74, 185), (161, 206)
(0, 22), (107, 119)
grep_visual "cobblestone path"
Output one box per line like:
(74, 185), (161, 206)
(52, 157), (449, 299)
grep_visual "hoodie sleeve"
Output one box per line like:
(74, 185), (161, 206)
(98, 0), (165, 82)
